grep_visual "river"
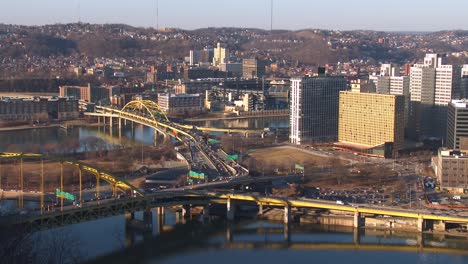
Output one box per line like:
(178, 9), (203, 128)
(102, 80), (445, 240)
(1, 122), (467, 263)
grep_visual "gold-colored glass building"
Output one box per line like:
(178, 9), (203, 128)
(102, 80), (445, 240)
(338, 91), (405, 157)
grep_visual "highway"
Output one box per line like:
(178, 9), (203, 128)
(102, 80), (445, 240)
(91, 104), (250, 181)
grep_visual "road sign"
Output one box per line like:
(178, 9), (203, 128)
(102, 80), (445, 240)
(56, 189), (75, 201)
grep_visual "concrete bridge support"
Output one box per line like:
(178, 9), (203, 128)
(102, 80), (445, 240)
(353, 212), (362, 228)
(182, 204), (191, 219)
(226, 223), (233, 243)
(257, 203), (264, 216)
(283, 223), (291, 242)
(157, 207), (165, 234)
(417, 218), (425, 232)
(417, 233), (425, 247)
(143, 210), (153, 231)
(227, 198), (235, 221)
(353, 228), (361, 245)
(203, 204), (210, 219)
(284, 204), (291, 224)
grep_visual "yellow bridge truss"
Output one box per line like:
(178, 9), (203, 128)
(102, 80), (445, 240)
(0, 152), (144, 209)
(121, 100), (169, 126)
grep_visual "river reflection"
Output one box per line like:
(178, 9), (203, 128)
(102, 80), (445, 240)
(76, 216), (468, 264)
(0, 124), (157, 153)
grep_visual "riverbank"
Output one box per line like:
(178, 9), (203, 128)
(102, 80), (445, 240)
(0, 119), (94, 132)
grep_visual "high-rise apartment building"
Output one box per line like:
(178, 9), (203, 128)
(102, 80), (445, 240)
(446, 100), (468, 150)
(409, 54), (461, 140)
(212, 43), (229, 67)
(338, 92), (405, 157)
(289, 76), (348, 145)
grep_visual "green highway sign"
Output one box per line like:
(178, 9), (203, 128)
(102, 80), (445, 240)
(56, 189), (76, 201)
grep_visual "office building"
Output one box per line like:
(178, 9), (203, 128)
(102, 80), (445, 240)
(0, 97), (79, 122)
(338, 92), (405, 157)
(212, 43), (229, 67)
(446, 99), (468, 150)
(289, 75), (348, 145)
(433, 148), (468, 193)
(158, 93), (204, 114)
(350, 79), (375, 93)
(219, 62), (243, 76)
(242, 58), (266, 78)
(59, 85), (121, 103)
(409, 54), (462, 140)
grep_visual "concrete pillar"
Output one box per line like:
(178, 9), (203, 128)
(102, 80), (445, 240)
(257, 203), (264, 216)
(417, 233), (425, 247)
(353, 227), (361, 245)
(182, 204), (191, 218)
(157, 209), (165, 234)
(226, 223), (233, 243)
(283, 223), (291, 243)
(417, 218), (425, 232)
(154, 131), (159, 147)
(109, 116), (113, 127)
(203, 204), (210, 219)
(284, 204), (291, 224)
(143, 210), (153, 231)
(353, 211), (361, 228)
(227, 197), (235, 221)
(118, 118), (122, 130)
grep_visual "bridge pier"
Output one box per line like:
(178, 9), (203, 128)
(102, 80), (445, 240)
(203, 204), (210, 219)
(257, 203), (264, 216)
(284, 204), (291, 224)
(227, 197), (235, 221)
(353, 212), (362, 228)
(417, 218), (425, 232)
(353, 228), (361, 245)
(157, 207), (165, 234)
(182, 204), (191, 219)
(417, 233), (425, 247)
(226, 223), (233, 243)
(143, 210), (153, 231)
(283, 223), (291, 242)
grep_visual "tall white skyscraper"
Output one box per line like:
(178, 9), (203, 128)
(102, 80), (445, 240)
(409, 54), (461, 139)
(410, 54), (461, 105)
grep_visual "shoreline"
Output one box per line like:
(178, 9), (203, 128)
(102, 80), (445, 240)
(0, 119), (94, 132)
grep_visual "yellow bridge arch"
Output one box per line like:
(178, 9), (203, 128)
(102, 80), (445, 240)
(0, 152), (144, 198)
(121, 100), (169, 126)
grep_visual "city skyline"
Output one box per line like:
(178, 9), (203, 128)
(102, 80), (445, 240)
(1, 0), (468, 31)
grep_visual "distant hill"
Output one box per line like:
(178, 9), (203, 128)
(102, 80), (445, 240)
(0, 23), (467, 65)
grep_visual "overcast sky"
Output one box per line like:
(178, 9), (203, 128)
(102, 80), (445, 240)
(1, 0), (468, 31)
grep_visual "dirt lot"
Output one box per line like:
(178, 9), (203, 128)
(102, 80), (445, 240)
(243, 146), (334, 174)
